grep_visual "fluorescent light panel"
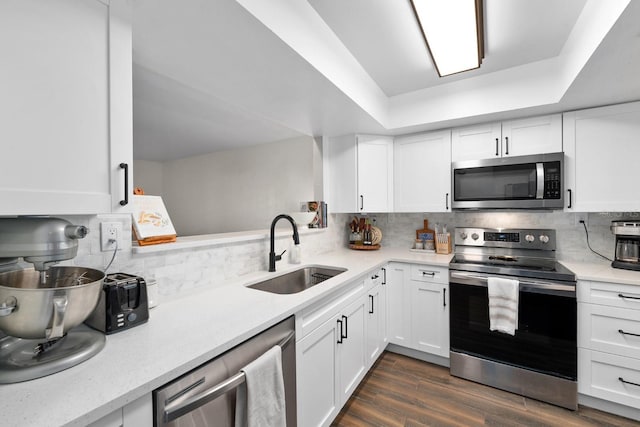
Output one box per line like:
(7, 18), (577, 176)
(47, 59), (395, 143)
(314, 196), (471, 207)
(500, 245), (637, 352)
(411, 0), (484, 77)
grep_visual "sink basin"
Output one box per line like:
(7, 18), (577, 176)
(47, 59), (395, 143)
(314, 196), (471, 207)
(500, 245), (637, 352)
(247, 265), (347, 294)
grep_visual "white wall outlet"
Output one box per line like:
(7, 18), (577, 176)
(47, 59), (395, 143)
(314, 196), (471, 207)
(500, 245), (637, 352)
(101, 222), (123, 251)
(575, 213), (588, 228)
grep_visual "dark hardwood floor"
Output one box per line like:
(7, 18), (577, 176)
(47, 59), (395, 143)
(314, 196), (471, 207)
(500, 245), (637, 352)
(331, 351), (640, 427)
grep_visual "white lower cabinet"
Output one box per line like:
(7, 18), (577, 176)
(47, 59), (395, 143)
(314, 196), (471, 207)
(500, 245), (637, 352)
(87, 394), (152, 427)
(387, 262), (449, 357)
(365, 268), (388, 367)
(578, 280), (640, 412)
(297, 315), (340, 427)
(387, 263), (411, 346)
(411, 281), (449, 357)
(297, 282), (367, 427)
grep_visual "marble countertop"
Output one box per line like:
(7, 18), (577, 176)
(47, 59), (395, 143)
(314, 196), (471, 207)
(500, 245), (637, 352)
(0, 247), (451, 427)
(2, 246), (638, 427)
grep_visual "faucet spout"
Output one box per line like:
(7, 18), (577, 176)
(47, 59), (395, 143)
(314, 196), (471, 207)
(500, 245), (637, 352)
(269, 214), (300, 272)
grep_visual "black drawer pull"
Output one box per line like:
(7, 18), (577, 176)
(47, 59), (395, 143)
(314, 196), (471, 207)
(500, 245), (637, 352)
(342, 315), (348, 339)
(422, 271), (436, 277)
(618, 293), (640, 300)
(619, 377), (640, 388)
(382, 267), (386, 285)
(619, 329), (640, 338)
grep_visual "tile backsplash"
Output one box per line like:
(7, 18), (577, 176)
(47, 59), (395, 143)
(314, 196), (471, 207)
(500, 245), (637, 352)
(28, 211), (636, 302)
(360, 211), (637, 263)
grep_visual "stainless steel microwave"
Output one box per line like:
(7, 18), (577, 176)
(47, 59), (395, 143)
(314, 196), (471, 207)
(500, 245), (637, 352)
(451, 152), (564, 210)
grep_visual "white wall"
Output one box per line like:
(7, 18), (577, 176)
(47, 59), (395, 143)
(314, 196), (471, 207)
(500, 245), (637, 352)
(133, 159), (164, 196)
(160, 136), (316, 235)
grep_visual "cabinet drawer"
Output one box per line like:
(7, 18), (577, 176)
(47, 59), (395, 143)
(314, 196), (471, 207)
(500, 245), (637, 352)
(410, 264), (448, 284)
(579, 348), (640, 408)
(579, 303), (640, 359)
(578, 280), (640, 309)
(297, 280), (364, 338)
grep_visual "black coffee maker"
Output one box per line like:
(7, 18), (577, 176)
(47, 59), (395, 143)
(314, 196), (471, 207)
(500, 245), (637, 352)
(611, 220), (640, 271)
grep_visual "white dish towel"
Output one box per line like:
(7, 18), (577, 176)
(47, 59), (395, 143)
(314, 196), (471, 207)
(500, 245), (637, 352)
(235, 345), (286, 427)
(487, 277), (520, 336)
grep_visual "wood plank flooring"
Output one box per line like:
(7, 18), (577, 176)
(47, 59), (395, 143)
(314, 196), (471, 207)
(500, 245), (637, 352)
(331, 351), (640, 427)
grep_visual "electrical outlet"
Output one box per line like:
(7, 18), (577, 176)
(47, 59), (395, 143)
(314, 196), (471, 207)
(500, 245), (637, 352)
(101, 222), (123, 251)
(575, 213), (588, 228)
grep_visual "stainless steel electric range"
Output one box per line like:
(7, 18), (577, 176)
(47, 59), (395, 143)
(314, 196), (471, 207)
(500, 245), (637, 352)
(448, 227), (577, 410)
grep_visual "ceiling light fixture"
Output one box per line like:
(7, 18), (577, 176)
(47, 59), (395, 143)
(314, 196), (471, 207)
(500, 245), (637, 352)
(410, 0), (484, 77)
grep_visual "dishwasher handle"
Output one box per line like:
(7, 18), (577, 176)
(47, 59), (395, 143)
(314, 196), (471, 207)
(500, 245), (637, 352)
(163, 330), (294, 423)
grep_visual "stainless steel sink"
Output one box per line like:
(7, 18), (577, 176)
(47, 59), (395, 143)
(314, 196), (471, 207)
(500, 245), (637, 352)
(247, 265), (347, 294)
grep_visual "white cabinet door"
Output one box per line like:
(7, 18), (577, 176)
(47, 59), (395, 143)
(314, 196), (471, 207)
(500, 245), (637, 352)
(451, 122), (502, 162)
(0, 0), (132, 215)
(411, 282), (449, 357)
(324, 135), (358, 213)
(452, 114), (561, 162)
(297, 317), (340, 427)
(387, 263), (411, 346)
(357, 136), (394, 213)
(337, 297), (367, 403)
(394, 130), (452, 212)
(564, 101), (640, 212)
(365, 279), (387, 367)
(502, 114), (562, 157)
(324, 134), (393, 213)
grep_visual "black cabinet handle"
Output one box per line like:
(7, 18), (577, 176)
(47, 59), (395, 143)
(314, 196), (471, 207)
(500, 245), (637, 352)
(337, 319), (343, 344)
(369, 295), (374, 314)
(119, 163), (129, 206)
(505, 136), (509, 155)
(445, 193), (449, 210)
(360, 195), (364, 211)
(618, 293), (640, 300)
(619, 329), (640, 337)
(342, 315), (348, 339)
(567, 189), (572, 209)
(372, 274), (379, 280)
(495, 138), (499, 156)
(619, 377), (640, 388)
(443, 288), (447, 307)
(422, 271), (436, 277)
(382, 267), (386, 285)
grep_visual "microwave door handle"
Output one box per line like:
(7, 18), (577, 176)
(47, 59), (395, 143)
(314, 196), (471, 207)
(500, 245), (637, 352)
(536, 163), (544, 199)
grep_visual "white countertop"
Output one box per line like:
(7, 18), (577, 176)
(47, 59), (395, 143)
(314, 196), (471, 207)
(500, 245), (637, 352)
(0, 247), (451, 427)
(2, 247), (638, 427)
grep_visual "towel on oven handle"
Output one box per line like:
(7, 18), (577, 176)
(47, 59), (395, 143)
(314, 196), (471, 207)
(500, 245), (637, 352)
(487, 277), (519, 335)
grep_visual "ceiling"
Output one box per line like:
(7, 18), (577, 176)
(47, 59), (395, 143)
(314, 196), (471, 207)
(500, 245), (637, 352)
(132, 0), (640, 161)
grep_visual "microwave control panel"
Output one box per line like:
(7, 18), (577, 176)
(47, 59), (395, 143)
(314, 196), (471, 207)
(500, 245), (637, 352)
(543, 162), (562, 199)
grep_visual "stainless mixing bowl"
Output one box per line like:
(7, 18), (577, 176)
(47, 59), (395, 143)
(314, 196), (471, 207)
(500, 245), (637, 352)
(0, 266), (104, 339)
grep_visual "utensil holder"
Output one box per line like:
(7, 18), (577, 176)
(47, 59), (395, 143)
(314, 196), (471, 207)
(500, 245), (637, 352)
(435, 233), (451, 254)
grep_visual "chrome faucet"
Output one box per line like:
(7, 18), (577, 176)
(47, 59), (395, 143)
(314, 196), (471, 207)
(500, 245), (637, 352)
(269, 214), (300, 272)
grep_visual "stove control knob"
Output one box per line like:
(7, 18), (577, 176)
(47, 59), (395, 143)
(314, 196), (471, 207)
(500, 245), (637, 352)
(539, 234), (550, 244)
(525, 234), (535, 243)
(459, 231), (468, 240)
(471, 233), (479, 241)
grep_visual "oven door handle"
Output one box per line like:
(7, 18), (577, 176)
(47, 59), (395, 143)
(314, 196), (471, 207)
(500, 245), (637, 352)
(449, 271), (575, 295)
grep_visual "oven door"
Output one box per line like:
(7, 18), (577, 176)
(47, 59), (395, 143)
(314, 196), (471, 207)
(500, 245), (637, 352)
(449, 271), (576, 380)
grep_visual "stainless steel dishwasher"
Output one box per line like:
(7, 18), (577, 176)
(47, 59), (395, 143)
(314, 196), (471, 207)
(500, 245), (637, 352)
(153, 316), (296, 426)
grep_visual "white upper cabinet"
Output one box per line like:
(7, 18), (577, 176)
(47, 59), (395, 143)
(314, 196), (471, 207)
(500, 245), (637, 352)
(451, 114), (562, 162)
(0, 0), (133, 215)
(394, 130), (452, 212)
(563, 101), (640, 212)
(324, 134), (393, 213)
